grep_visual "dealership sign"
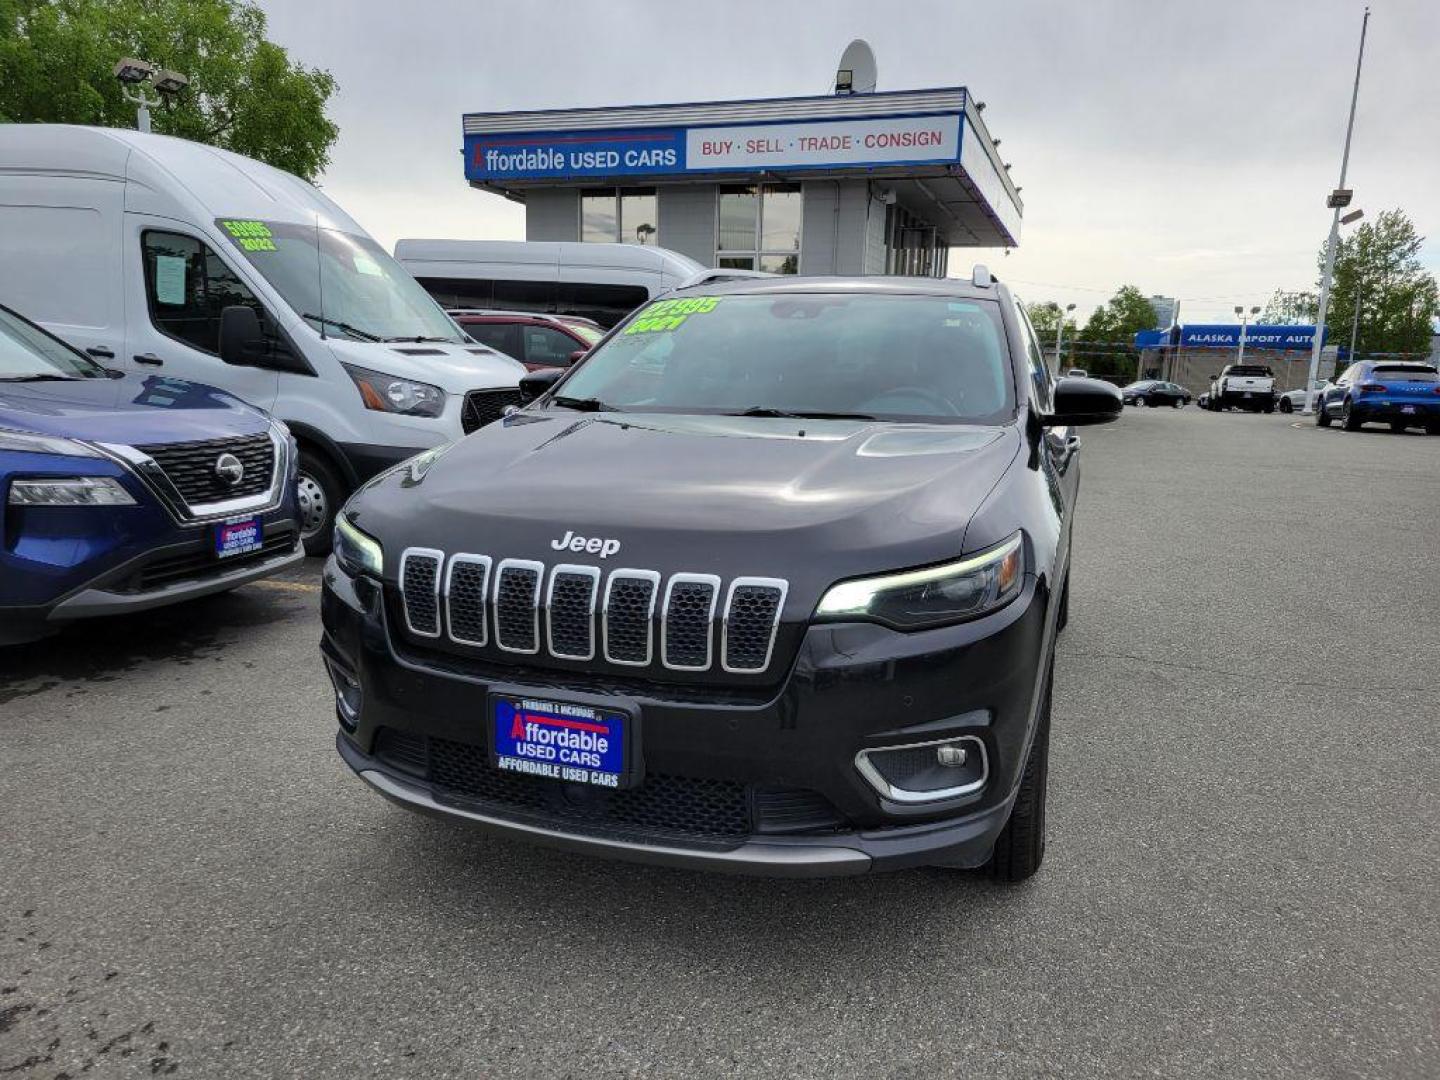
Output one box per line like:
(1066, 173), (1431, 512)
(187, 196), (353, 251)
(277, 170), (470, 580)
(465, 112), (963, 182)
(1180, 324), (1323, 350)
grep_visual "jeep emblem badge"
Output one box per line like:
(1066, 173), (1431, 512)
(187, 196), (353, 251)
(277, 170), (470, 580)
(550, 529), (620, 559)
(214, 452), (245, 487)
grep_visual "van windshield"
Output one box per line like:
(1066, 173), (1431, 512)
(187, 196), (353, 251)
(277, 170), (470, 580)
(215, 219), (463, 344)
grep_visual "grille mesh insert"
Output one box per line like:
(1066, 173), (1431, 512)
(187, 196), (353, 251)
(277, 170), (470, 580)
(664, 580), (715, 669)
(401, 552), (441, 636)
(445, 558), (490, 646)
(495, 564), (541, 651)
(724, 583), (784, 671)
(548, 571), (596, 658)
(605, 575), (655, 664)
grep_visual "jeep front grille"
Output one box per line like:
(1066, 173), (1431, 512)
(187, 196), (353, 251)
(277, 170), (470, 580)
(397, 553), (788, 675)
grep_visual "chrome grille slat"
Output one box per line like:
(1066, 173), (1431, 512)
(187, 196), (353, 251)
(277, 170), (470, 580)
(493, 559), (543, 653)
(444, 554), (492, 647)
(722, 577), (788, 673)
(546, 564), (600, 661)
(399, 548), (443, 638)
(400, 553), (785, 675)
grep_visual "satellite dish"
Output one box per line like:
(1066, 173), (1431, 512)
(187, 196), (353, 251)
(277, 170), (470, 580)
(834, 39), (878, 95)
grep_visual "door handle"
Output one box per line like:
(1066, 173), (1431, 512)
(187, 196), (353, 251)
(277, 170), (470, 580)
(134, 353), (164, 367)
(86, 346), (115, 359)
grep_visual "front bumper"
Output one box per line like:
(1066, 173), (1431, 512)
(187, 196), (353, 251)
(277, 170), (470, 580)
(321, 558), (1053, 876)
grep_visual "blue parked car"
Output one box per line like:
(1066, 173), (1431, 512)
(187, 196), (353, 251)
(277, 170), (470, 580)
(1, 302), (301, 645)
(1316, 360), (1440, 433)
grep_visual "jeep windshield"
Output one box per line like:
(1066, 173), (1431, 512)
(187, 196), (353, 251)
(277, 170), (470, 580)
(551, 292), (1015, 424)
(215, 219), (464, 344)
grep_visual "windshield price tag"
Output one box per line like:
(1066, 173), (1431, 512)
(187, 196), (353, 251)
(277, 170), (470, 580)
(624, 295), (721, 335)
(220, 219), (276, 252)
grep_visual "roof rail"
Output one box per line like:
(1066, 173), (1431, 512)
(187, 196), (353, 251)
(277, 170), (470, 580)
(971, 264), (994, 288)
(674, 267), (776, 291)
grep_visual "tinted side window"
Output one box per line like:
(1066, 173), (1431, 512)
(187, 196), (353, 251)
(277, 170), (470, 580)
(556, 282), (650, 328)
(413, 276), (494, 309)
(142, 231), (264, 355)
(462, 322), (519, 356)
(492, 279), (558, 313)
(523, 325), (581, 366)
(1014, 301), (1052, 408)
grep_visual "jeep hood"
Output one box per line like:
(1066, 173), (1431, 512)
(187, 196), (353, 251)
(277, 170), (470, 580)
(353, 411), (1023, 592)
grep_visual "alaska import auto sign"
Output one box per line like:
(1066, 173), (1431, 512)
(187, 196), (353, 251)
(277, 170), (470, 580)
(464, 112), (963, 182)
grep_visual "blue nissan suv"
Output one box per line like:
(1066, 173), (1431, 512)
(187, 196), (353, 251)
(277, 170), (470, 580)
(1316, 360), (1440, 433)
(1, 302), (301, 645)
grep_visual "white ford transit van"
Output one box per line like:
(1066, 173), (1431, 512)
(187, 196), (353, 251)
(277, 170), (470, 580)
(394, 239), (703, 328)
(0, 125), (525, 553)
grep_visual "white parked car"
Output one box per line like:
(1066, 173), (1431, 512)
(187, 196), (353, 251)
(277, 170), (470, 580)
(1277, 380), (1332, 413)
(0, 125), (525, 554)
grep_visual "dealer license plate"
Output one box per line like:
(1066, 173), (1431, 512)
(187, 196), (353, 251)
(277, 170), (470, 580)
(491, 695), (631, 789)
(214, 515), (263, 559)
(1401, 405), (1417, 415)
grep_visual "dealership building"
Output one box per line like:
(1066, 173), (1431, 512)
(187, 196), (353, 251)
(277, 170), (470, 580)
(460, 87), (1022, 278)
(1135, 324), (1333, 393)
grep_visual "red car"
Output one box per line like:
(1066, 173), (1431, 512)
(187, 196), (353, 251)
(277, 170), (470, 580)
(448, 309), (605, 371)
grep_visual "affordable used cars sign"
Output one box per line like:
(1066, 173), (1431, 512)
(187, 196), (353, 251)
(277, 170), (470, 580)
(465, 112), (962, 181)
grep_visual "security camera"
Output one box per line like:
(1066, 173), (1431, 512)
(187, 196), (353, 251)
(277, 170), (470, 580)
(113, 58), (155, 84)
(152, 69), (189, 95)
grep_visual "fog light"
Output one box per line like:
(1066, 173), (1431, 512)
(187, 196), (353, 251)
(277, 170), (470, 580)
(324, 657), (362, 729)
(855, 735), (987, 804)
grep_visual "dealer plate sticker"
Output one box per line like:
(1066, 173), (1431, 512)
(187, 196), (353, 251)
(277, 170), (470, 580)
(214, 516), (262, 558)
(492, 697), (627, 788)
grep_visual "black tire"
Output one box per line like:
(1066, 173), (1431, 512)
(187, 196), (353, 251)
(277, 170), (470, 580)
(1134, 397), (1145, 408)
(296, 448), (345, 556)
(1279, 398), (1293, 413)
(1056, 574), (1070, 632)
(1428, 423), (1440, 436)
(1316, 402), (1331, 427)
(1341, 398), (1362, 432)
(1171, 399), (1183, 409)
(985, 661), (1051, 883)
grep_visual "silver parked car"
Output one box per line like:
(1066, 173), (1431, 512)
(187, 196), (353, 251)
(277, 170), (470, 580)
(1277, 380), (1332, 413)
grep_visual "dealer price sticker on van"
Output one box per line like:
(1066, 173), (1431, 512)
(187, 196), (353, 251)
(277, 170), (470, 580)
(491, 697), (630, 789)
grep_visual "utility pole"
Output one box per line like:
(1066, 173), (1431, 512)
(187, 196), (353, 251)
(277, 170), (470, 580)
(1304, 7), (1370, 414)
(1348, 283), (1362, 364)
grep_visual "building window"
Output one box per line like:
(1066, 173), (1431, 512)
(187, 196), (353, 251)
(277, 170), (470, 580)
(716, 184), (801, 274)
(581, 188), (658, 245)
(885, 203), (947, 278)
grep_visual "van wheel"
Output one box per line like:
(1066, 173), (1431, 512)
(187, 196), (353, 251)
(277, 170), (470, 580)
(984, 658), (1052, 883)
(296, 449), (343, 556)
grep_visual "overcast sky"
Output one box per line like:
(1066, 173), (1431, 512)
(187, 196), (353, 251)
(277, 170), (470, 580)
(257, 0), (1439, 324)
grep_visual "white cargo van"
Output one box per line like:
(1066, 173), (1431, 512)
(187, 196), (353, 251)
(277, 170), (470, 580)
(0, 124), (525, 553)
(394, 239), (703, 328)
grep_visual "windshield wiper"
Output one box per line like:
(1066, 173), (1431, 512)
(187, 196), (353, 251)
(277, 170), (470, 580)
(301, 313), (382, 343)
(728, 406), (878, 421)
(551, 395), (612, 412)
(383, 335), (457, 344)
(0, 373), (81, 383)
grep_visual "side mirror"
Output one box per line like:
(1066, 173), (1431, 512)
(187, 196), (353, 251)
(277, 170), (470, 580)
(567, 349), (587, 366)
(518, 367), (564, 404)
(219, 305), (264, 366)
(1045, 377), (1123, 426)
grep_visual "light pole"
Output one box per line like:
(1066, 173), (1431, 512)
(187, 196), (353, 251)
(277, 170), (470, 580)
(1304, 7), (1370, 415)
(1055, 303), (1075, 370)
(1347, 282), (1363, 363)
(1234, 305), (1260, 364)
(113, 58), (188, 133)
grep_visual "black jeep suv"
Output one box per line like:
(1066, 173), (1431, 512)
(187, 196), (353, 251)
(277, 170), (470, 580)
(321, 272), (1120, 880)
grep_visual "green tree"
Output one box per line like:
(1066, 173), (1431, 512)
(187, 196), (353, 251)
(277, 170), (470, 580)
(1076, 286), (1157, 381)
(1320, 209), (1438, 358)
(1024, 301), (1078, 340)
(1260, 289), (1318, 325)
(0, 0), (338, 180)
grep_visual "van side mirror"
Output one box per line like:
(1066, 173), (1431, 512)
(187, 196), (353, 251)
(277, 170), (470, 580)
(1044, 377), (1123, 426)
(219, 305), (265, 366)
(518, 367), (564, 404)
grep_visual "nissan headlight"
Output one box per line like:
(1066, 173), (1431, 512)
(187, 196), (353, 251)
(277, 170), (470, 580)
(334, 514), (384, 578)
(342, 364), (447, 418)
(816, 532), (1024, 630)
(0, 428), (102, 457)
(8, 477), (136, 506)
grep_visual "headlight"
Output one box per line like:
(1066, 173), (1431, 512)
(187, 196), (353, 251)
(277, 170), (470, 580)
(8, 477), (137, 506)
(342, 364), (446, 418)
(334, 513), (384, 578)
(815, 532), (1024, 630)
(0, 428), (102, 457)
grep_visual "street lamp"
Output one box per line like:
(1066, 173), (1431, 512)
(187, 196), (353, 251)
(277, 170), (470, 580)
(1234, 305), (1260, 364)
(1055, 303), (1076, 369)
(113, 57), (188, 133)
(1303, 7), (1370, 415)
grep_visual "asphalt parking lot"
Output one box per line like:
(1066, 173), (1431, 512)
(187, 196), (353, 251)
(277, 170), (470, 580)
(2, 407), (1437, 1079)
